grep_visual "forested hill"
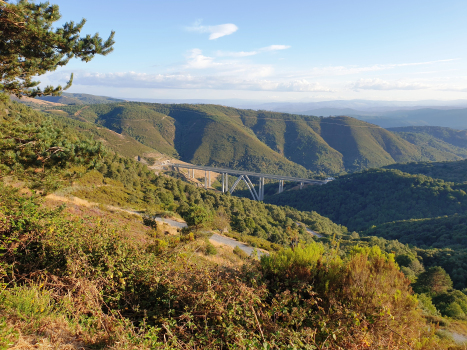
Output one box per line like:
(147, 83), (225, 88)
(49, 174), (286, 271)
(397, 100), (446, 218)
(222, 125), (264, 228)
(385, 159), (467, 183)
(41, 102), (465, 176)
(388, 126), (467, 160)
(267, 168), (467, 232)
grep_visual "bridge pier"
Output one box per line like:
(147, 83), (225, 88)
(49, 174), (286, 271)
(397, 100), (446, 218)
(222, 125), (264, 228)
(170, 164), (326, 201)
(258, 177), (265, 201)
(278, 180), (284, 194)
(221, 173), (229, 193)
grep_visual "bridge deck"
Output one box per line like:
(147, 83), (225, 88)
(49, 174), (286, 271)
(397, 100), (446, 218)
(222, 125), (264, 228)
(170, 163), (327, 184)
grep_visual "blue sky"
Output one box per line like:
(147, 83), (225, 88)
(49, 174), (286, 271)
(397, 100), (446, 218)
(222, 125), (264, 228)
(42, 0), (467, 102)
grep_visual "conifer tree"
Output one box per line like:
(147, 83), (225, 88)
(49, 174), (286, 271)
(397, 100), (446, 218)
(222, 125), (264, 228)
(0, 0), (115, 97)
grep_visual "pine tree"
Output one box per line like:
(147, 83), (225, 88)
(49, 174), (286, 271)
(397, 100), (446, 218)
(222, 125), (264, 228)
(0, 0), (115, 97)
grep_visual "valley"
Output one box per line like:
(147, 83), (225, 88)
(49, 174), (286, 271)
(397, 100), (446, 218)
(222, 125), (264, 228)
(3, 0), (467, 348)
(0, 93), (467, 349)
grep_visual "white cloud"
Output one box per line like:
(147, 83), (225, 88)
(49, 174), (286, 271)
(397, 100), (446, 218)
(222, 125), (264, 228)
(67, 71), (333, 93)
(271, 80), (334, 92)
(216, 50), (258, 57)
(185, 49), (219, 69)
(187, 20), (238, 40)
(301, 59), (459, 77)
(216, 45), (291, 57)
(438, 85), (467, 92)
(260, 45), (291, 52)
(350, 78), (432, 91)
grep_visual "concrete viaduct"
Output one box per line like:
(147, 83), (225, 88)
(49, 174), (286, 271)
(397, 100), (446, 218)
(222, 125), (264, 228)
(170, 163), (329, 201)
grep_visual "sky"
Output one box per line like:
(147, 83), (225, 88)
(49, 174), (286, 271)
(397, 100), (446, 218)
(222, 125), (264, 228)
(40, 0), (467, 102)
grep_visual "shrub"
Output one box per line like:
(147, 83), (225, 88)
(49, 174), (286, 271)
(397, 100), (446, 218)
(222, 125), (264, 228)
(432, 290), (467, 319)
(205, 240), (218, 256)
(233, 246), (249, 259)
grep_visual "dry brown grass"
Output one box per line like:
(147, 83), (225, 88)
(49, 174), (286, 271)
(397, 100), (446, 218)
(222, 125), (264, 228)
(202, 240), (244, 267)
(9, 96), (65, 107)
(43, 195), (154, 245)
(46, 194), (96, 208)
(8, 319), (85, 350)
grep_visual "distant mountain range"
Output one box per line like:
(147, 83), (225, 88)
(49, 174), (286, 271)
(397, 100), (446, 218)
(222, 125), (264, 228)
(38, 92), (125, 105)
(35, 101), (467, 176)
(295, 108), (467, 129)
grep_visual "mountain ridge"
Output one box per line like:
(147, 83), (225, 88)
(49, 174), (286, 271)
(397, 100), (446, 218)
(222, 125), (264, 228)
(41, 102), (466, 176)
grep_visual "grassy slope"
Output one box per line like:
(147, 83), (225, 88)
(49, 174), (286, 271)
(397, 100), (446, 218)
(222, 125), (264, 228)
(42, 106), (158, 159)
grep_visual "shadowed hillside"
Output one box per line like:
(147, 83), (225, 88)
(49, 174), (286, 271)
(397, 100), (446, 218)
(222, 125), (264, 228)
(314, 117), (424, 171)
(40, 102), (467, 176)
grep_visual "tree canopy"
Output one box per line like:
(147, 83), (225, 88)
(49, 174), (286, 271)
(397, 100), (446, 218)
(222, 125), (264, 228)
(0, 0), (115, 97)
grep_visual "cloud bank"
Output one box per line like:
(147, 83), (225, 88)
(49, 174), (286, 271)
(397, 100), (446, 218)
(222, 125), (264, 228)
(66, 71), (332, 92)
(350, 78), (432, 91)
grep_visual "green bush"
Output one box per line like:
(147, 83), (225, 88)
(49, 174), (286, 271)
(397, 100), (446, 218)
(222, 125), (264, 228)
(0, 285), (59, 321)
(233, 246), (248, 259)
(432, 290), (467, 319)
(205, 240), (217, 256)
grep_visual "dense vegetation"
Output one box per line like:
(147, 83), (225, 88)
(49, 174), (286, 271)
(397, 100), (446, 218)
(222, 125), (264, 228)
(268, 168), (467, 232)
(385, 158), (467, 183)
(2, 182), (448, 349)
(3, 96), (462, 348)
(388, 126), (467, 160)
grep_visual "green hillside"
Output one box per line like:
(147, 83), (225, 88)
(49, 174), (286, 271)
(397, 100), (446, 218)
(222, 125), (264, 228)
(5, 101), (158, 159)
(385, 159), (467, 183)
(388, 126), (467, 160)
(42, 102), (462, 176)
(364, 214), (467, 250)
(267, 168), (467, 232)
(313, 116), (424, 170)
(48, 103), (315, 176)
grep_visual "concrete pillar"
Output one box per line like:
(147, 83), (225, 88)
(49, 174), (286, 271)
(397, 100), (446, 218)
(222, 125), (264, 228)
(226, 173), (229, 192)
(204, 171), (207, 189)
(259, 177), (265, 200)
(300, 182), (303, 190)
(208, 171), (211, 187)
(222, 173), (225, 193)
(259, 177), (262, 200)
(262, 177), (265, 200)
